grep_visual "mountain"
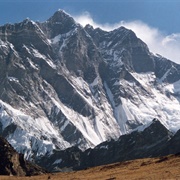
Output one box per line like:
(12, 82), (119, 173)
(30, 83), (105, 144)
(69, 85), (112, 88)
(0, 10), (180, 162)
(0, 136), (46, 176)
(37, 119), (180, 171)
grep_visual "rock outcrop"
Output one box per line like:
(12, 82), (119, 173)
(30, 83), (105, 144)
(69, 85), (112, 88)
(0, 136), (46, 176)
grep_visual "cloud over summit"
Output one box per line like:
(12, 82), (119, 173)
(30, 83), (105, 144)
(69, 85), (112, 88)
(74, 12), (180, 65)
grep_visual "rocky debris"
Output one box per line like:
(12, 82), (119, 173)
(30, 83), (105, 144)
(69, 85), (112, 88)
(0, 136), (46, 176)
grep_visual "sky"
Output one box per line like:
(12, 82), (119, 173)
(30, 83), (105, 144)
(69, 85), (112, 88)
(0, 0), (180, 64)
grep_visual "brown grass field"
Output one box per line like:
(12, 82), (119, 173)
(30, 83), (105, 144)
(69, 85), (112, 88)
(0, 154), (180, 180)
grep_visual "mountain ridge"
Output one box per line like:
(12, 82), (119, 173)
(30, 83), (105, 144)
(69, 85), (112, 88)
(37, 119), (179, 172)
(0, 10), (180, 163)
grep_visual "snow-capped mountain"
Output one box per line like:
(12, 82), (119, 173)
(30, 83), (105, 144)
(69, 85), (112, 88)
(0, 10), (180, 160)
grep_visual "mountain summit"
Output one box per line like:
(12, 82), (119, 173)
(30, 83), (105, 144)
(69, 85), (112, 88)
(42, 10), (77, 38)
(0, 10), (180, 162)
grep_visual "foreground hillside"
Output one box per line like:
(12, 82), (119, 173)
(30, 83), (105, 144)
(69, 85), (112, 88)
(1, 154), (180, 180)
(0, 136), (46, 176)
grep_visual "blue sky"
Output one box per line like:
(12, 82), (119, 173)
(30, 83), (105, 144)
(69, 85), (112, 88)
(0, 0), (180, 34)
(1, 0), (180, 63)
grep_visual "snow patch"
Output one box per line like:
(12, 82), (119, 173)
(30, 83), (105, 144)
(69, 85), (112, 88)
(52, 159), (62, 165)
(0, 100), (70, 159)
(8, 76), (19, 83)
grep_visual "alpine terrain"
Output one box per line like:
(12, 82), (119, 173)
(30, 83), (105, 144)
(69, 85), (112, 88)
(0, 10), (180, 167)
(0, 136), (46, 176)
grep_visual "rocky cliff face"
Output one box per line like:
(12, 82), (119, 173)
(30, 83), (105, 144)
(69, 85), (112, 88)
(0, 136), (46, 176)
(38, 119), (180, 172)
(0, 10), (180, 161)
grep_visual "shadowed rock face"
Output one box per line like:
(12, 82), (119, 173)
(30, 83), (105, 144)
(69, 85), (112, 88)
(0, 10), (180, 164)
(37, 119), (180, 172)
(0, 136), (46, 176)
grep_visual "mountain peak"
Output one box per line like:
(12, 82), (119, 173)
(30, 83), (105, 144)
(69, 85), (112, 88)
(43, 9), (77, 37)
(144, 118), (172, 138)
(21, 18), (37, 27)
(84, 24), (94, 31)
(48, 9), (75, 25)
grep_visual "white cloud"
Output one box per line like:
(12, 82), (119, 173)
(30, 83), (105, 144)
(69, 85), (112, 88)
(74, 12), (180, 64)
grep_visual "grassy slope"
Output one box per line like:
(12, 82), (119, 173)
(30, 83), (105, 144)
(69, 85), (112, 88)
(1, 154), (180, 180)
